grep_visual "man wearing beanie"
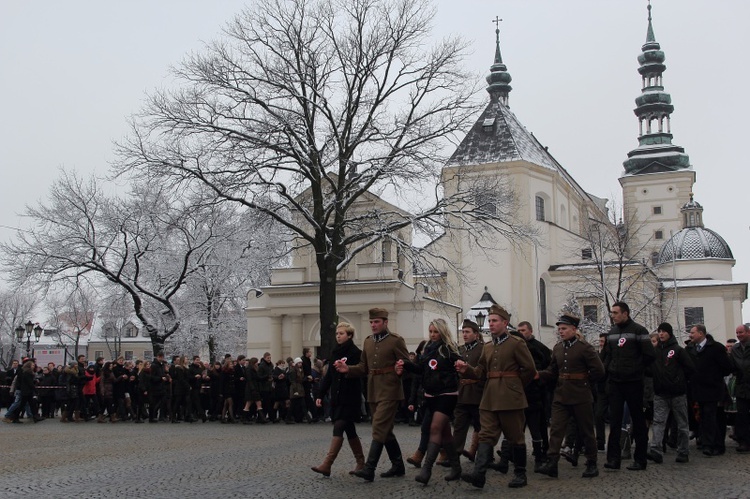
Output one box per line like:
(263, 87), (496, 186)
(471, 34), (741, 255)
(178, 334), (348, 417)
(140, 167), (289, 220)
(647, 322), (695, 464)
(335, 307), (409, 481)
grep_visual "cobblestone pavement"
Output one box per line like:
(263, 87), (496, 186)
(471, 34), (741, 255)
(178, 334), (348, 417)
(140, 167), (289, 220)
(2, 419), (750, 498)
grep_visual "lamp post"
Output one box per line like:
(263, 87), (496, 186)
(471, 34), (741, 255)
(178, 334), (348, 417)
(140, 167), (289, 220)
(475, 311), (486, 330)
(15, 320), (43, 359)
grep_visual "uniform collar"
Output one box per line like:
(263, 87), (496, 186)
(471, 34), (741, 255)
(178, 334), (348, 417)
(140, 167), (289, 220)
(492, 333), (509, 346)
(373, 331), (390, 343)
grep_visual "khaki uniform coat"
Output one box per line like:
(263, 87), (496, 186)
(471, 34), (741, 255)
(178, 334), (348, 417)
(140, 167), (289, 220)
(540, 339), (605, 405)
(463, 334), (537, 411)
(348, 331), (409, 402)
(457, 341), (484, 405)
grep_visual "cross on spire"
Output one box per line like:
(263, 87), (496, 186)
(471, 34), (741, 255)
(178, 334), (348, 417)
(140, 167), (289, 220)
(492, 16), (503, 32)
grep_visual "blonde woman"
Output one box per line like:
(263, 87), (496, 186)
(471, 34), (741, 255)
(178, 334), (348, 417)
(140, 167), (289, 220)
(396, 318), (461, 484)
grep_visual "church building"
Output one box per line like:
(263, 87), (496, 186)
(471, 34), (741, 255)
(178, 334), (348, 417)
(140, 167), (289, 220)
(246, 5), (745, 359)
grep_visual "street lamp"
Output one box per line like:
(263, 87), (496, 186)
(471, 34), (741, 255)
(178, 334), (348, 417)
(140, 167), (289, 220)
(15, 320), (43, 358)
(475, 311), (486, 329)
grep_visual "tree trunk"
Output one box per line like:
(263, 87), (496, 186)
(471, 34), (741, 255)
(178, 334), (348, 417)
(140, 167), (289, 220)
(151, 336), (165, 356)
(318, 260), (339, 361)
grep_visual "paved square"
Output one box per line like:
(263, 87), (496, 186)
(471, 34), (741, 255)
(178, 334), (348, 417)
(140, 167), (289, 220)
(2, 420), (749, 498)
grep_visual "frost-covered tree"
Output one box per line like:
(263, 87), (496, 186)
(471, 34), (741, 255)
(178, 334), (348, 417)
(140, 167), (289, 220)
(115, 0), (530, 357)
(0, 291), (37, 368)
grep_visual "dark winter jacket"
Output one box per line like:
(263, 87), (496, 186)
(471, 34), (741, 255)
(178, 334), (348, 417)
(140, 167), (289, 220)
(731, 341), (750, 399)
(16, 368), (36, 397)
(525, 336), (552, 409)
(403, 340), (460, 396)
(602, 318), (655, 382)
(686, 334), (732, 402)
(650, 336), (695, 397)
(316, 339), (362, 409)
(272, 366), (290, 400)
(257, 359), (274, 393)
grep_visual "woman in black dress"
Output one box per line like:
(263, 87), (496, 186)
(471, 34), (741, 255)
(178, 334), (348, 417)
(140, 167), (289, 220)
(397, 318), (461, 485)
(311, 322), (364, 477)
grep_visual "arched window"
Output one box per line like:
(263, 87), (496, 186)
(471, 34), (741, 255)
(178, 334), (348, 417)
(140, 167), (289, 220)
(535, 196), (545, 222)
(539, 278), (548, 326)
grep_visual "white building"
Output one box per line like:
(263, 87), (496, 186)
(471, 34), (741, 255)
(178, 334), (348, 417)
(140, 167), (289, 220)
(247, 7), (745, 358)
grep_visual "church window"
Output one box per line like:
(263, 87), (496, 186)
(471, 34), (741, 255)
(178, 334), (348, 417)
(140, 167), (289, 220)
(651, 251), (659, 266)
(653, 206), (662, 215)
(654, 230), (663, 240)
(535, 196), (545, 222)
(94, 351), (103, 360)
(124, 351), (133, 361)
(583, 305), (598, 323)
(581, 248), (592, 260)
(473, 189), (497, 216)
(381, 238), (392, 262)
(684, 307), (704, 333)
(539, 278), (548, 326)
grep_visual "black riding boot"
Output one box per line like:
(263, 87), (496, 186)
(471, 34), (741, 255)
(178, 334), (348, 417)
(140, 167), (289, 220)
(508, 445), (528, 488)
(380, 439), (406, 478)
(354, 441), (384, 481)
(444, 444), (462, 481)
(488, 438), (511, 473)
(538, 454), (559, 478)
(461, 442), (492, 489)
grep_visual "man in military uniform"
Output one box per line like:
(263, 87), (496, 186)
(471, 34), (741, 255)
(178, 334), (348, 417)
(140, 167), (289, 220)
(537, 314), (604, 479)
(453, 319), (484, 461)
(335, 308), (409, 481)
(456, 304), (537, 489)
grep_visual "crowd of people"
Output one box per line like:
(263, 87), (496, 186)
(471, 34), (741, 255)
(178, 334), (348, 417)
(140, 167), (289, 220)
(0, 348), (340, 426)
(2, 302), (749, 492)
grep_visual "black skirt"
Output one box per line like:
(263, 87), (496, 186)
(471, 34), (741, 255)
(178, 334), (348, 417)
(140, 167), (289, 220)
(425, 394), (458, 419)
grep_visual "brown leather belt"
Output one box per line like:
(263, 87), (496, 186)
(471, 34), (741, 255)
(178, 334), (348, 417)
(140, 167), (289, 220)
(487, 371), (520, 378)
(559, 373), (588, 380)
(370, 366), (395, 375)
(460, 379), (479, 385)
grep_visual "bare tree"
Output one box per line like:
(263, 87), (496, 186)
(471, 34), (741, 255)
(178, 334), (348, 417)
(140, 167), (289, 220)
(115, 0), (531, 357)
(44, 282), (96, 361)
(555, 206), (661, 333)
(1, 171), (239, 355)
(0, 291), (37, 368)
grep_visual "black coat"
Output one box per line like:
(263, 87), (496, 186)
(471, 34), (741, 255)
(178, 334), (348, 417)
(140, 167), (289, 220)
(316, 339), (362, 421)
(404, 341), (460, 396)
(272, 366), (290, 401)
(686, 334), (732, 402)
(650, 336), (695, 397)
(602, 318), (655, 382)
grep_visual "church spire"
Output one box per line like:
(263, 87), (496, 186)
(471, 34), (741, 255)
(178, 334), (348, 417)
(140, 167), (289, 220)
(486, 17), (512, 106)
(623, 1), (690, 175)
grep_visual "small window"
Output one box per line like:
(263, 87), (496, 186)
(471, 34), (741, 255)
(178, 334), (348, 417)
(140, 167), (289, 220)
(535, 196), (545, 222)
(95, 351), (103, 360)
(684, 307), (704, 334)
(583, 305), (598, 323)
(381, 238), (392, 262)
(539, 278), (548, 326)
(653, 206), (662, 215)
(581, 248), (592, 260)
(651, 251), (659, 266)
(655, 230), (663, 240)
(124, 351), (134, 361)
(143, 351), (153, 362)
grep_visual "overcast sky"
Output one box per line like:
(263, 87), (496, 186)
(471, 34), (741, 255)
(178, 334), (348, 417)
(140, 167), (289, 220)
(2, 0), (748, 323)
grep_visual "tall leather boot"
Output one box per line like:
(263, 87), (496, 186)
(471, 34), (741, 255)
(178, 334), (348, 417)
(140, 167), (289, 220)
(415, 441), (440, 484)
(406, 449), (424, 468)
(311, 436), (344, 477)
(461, 442), (492, 489)
(444, 444), (462, 481)
(508, 445), (528, 488)
(537, 454), (559, 478)
(380, 439), (405, 478)
(462, 432), (479, 461)
(532, 439), (547, 473)
(73, 411), (83, 423)
(488, 438), (510, 473)
(354, 441), (384, 481)
(348, 437), (365, 475)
